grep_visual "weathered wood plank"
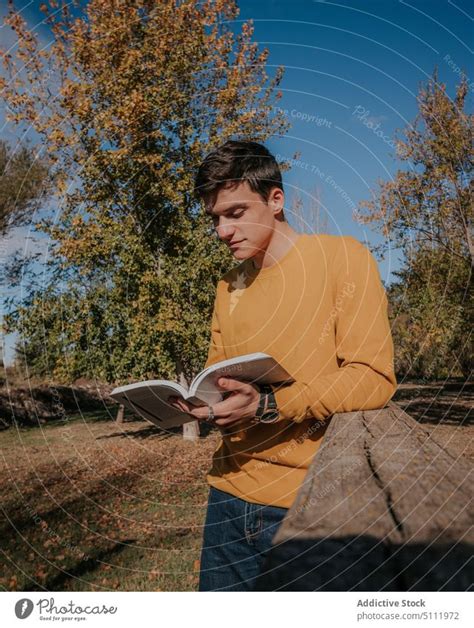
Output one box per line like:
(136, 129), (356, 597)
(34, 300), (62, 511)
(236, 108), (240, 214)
(255, 402), (473, 591)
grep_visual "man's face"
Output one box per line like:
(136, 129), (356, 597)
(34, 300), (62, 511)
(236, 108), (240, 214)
(205, 181), (284, 261)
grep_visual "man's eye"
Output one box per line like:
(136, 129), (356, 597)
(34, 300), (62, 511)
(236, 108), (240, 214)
(211, 211), (244, 225)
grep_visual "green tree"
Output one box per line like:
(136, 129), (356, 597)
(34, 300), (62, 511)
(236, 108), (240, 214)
(0, 140), (49, 235)
(357, 71), (473, 379)
(2, 0), (287, 388)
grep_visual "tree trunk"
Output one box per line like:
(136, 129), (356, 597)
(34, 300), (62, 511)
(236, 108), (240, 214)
(256, 401), (473, 591)
(176, 359), (200, 441)
(116, 404), (124, 424)
(183, 417), (200, 441)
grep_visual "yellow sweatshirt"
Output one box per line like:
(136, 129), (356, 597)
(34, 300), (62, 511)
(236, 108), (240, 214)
(204, 233), (397, 509)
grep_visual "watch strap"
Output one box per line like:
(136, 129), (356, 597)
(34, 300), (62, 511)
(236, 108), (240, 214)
(255, 384), (268, 417)
(255, 384), (279, 422)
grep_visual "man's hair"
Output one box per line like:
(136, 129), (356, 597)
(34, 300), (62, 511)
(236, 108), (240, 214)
(194, 139), (285, 219)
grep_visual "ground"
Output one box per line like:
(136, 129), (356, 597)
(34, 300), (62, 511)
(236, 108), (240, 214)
(0, 380), (472, 591)
(393, 380), (473, 462)
(0, 414), (220, 591)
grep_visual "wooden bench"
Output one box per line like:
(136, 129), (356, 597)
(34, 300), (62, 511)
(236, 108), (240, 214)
(255, 401), (473, 591)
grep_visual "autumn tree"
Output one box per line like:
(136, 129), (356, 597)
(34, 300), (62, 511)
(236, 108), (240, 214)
(1, 0), (287, 397)
(357, 71), (473, 379)
(0, 140), (49, 235)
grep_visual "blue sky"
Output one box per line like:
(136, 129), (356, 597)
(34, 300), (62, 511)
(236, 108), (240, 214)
(235, 0), (473, 265)
(1, 0), (473, 363)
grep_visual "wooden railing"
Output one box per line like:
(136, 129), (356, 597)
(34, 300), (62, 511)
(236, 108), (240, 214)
(255, 401), (473, 591)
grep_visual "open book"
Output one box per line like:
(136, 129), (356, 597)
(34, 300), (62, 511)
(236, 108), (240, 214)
(110, 352), (294, 429)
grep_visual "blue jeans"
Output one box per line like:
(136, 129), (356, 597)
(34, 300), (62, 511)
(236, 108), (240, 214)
(198, 486), (288, 591)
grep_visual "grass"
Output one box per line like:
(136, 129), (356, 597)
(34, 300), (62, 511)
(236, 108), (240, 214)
(2, 379), (472, 592)
(0, 411), (220, 591)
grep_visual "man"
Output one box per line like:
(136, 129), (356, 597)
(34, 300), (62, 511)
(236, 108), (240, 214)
(169, 139), (397, 591)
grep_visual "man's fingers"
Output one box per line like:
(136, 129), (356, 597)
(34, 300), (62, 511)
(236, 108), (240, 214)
(169, 385), (254, 424)
(218, 377), (248, 392)
(202, 395), (242, 417)
(190, 403), (233, 420)
(168, 397), (194, 414)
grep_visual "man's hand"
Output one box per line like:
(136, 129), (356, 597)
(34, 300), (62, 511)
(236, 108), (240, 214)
(168, 377), (260, 428)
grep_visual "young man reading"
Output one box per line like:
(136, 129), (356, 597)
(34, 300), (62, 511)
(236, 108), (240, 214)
(169, 140), (397, 591)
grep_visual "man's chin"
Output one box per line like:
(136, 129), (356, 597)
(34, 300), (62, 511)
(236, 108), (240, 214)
(227, 241), (258, 260)
(231, 249), (253, 260)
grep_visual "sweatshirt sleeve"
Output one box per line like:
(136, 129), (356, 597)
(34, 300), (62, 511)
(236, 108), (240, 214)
(271, 237), (397, 423)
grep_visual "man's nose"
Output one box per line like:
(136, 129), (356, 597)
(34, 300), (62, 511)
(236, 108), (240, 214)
(216, 219), (236, 241)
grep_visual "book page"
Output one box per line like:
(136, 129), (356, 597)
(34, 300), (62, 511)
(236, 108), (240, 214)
(110, 381), (193, 429)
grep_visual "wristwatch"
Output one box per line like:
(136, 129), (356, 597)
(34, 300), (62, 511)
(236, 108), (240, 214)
(254, 384), (280, 423)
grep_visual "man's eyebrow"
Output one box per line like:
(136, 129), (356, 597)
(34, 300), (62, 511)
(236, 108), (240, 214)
(205, 202), (250, 216)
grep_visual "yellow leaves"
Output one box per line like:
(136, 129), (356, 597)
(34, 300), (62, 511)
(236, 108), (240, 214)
(48, 127), (66, 147)
(56, 177), (69, 196)
(5, 92), (31, 109)
(3, 0), (290, 385)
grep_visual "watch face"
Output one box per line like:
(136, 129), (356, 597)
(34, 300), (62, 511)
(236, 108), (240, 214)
(260, 410), (280, 423)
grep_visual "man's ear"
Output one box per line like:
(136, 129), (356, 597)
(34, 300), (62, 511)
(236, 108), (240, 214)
(268, 187), (285, 218)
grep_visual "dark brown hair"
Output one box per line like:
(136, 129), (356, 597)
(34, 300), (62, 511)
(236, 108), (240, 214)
(194, 139), (285, 219)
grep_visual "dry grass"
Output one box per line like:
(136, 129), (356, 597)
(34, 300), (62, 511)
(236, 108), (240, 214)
(1, 379), (472, 592)
(0, 412), (220, 591)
